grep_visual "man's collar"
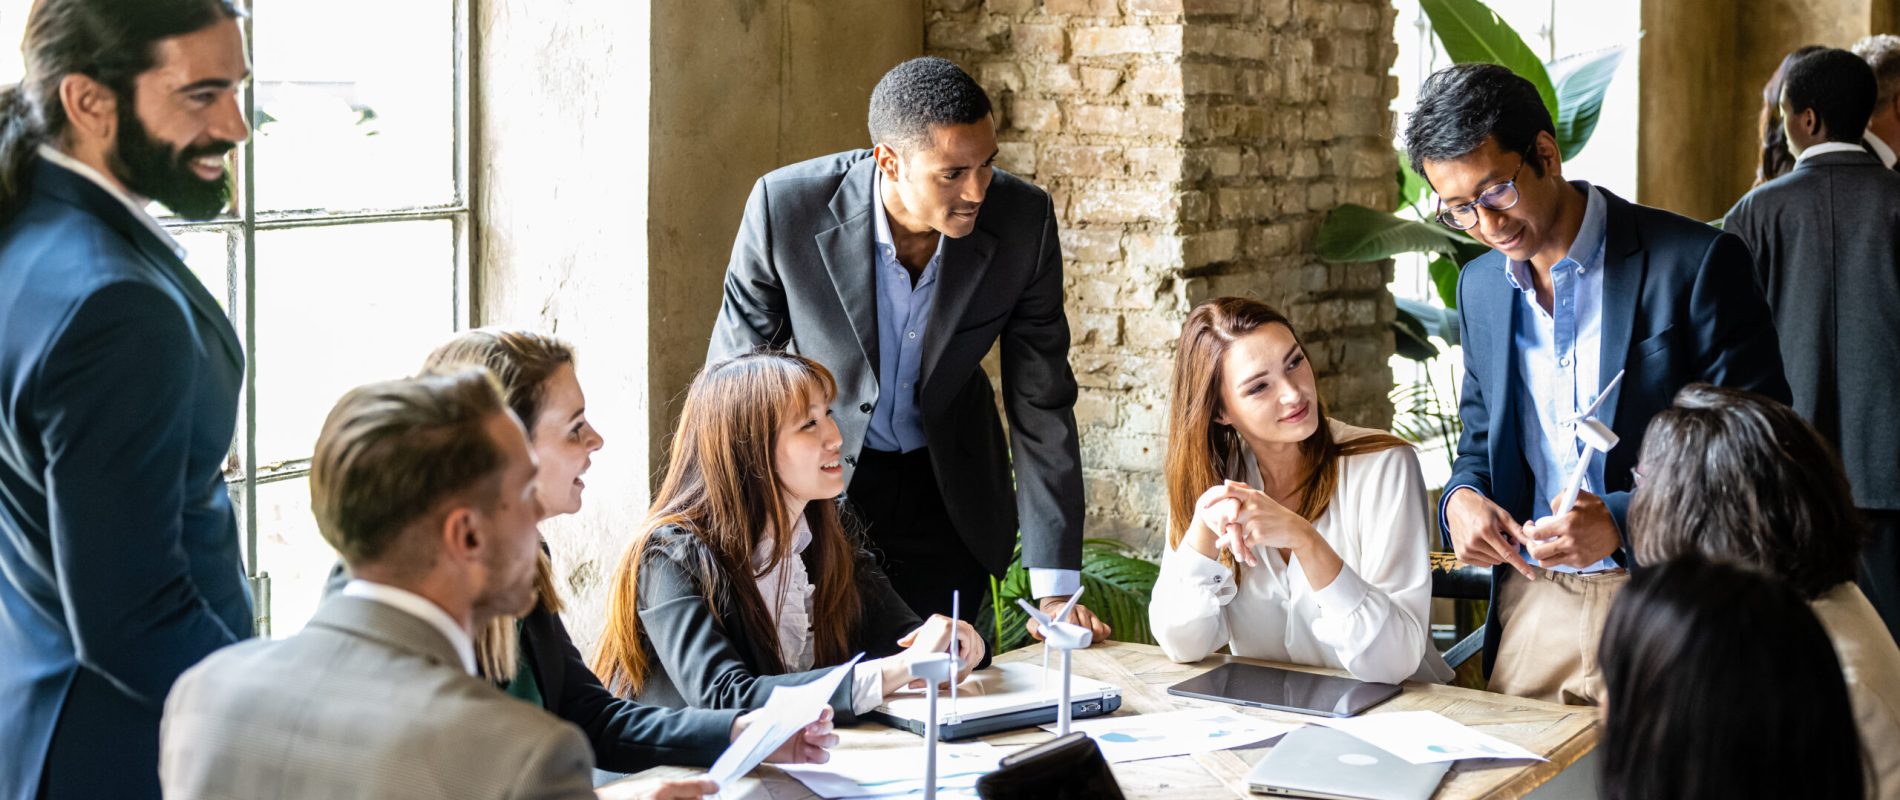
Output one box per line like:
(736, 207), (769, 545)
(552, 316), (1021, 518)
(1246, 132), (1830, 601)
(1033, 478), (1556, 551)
(872, 171), (946, 264)
(1504, 180), (1602, 292)
(35, 144), (187, 260)
(1796, 141), (1870, 164)
(340, 579), (478, 675)
(1863, 131), (1897, 168)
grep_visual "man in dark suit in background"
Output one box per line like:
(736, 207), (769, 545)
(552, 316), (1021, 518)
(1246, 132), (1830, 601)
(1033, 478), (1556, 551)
(1726, 47), (1900, 643)
(1407, 64), (1790, 704)
(0, 2), (255, 798)
(1853, 34), (1900, 172)
(708, 56), (1108, 647)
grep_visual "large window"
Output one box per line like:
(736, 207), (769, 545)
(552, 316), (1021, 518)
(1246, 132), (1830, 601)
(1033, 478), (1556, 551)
(0, 1), (472, 636)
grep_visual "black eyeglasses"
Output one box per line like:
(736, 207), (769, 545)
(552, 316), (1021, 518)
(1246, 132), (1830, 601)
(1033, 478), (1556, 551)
(1436, 159), (1524, 230)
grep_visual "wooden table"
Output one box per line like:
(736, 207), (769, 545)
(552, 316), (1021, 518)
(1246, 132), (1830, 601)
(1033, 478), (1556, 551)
(610, 641), (1599, 799)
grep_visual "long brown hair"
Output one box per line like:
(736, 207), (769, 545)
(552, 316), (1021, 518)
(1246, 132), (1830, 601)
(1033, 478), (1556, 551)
(1164, 297), (1407, 556)
(591, 352), (863, 696)
(421, 328), (574, 682)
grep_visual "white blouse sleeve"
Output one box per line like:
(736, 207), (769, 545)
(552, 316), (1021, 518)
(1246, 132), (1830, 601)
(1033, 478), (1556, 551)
(1302, 445), (1446, 684)
(1150, 535), (1238, 663)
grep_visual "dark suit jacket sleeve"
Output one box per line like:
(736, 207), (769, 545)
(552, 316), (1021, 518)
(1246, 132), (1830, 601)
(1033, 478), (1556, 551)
(999, 193), (1085, 575)
(536, 607), (740, 773)
(1441, 271), (1496, 548)
(637, 535), (867, 722)
(708, 178), (790, 363)
(33, 281), (241, 708)
(850, 546), (923, 657)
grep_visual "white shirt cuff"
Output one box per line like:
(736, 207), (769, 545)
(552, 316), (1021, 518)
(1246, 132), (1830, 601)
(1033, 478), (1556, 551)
(1308, 562), (1372, 618)
(1029, 568), (1082, 600)
(850, 663), (887, 715)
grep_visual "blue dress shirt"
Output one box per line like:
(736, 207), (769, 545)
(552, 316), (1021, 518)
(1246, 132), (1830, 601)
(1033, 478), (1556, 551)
(1503, 182), (1619, 573)
(864, 173), (944, 453)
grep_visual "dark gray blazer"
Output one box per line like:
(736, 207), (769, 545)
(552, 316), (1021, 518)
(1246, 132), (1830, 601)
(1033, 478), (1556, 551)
(707, 149), (1083, 578)
(1725, 149), (1900, 510)
(626, 524), (922, 724)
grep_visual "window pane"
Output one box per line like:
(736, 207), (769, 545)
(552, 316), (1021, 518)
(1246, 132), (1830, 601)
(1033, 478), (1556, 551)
(253, 220), (456, 467)
(251, 0), (456, 212)
(253, 475), (333, 637)
(175, 229), (235, 314)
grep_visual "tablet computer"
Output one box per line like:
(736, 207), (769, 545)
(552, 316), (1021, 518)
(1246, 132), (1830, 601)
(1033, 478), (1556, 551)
(1167, 663), (1400, 718)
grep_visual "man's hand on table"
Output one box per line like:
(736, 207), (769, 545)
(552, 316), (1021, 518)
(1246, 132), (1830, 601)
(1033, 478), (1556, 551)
(1026, 595), (1112, 644)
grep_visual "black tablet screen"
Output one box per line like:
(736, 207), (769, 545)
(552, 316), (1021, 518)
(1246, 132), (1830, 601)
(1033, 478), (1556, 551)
(1165, 663), (1401, 718)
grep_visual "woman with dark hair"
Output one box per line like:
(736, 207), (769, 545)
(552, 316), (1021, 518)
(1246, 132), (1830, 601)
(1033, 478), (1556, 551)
(1148, 297), (1451, 684)
(1756, 45), (1828, 186)
(1598, 556), (1865, 800)
(592, 352), (983, 720)
(1630, 383), (1900, 798)
(324, 330), (837, 786)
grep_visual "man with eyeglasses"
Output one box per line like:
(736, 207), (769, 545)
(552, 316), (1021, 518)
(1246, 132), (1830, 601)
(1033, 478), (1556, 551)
(1404, 63), (1789, 704)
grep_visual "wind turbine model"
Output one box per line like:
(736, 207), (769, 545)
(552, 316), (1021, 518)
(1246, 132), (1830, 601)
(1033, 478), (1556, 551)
(1017, 587), (1092, 736)
(907, 590), (965, 800)
(1544, 369), (1625, 521)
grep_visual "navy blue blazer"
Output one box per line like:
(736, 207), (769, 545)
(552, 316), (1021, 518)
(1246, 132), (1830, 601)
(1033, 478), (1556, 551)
(1439, 186), (1790, 676)
(0, 158), (252, 800)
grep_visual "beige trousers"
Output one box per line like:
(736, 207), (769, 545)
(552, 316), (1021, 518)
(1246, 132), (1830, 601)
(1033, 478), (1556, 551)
(1488, 567), (1630, 706)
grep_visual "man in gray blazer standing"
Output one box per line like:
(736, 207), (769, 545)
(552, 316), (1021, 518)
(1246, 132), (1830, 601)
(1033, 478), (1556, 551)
(709, 56), (1107, 645)
(160, 371), (835, 800)
(1726, 47), (1900, 642)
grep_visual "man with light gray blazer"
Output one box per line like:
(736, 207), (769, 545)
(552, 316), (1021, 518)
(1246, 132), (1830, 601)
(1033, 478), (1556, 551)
(1726, 47), (1900, 642)
(708, 57), (1106, 646)
(160, 372), (833, 799)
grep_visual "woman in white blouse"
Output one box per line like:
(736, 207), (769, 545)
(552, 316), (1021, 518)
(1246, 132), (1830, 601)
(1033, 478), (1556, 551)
(1150, 297), (1453, 684)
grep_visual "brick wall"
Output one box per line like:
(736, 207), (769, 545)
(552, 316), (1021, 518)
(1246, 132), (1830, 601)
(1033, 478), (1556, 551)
(927, 0), (1400, 549)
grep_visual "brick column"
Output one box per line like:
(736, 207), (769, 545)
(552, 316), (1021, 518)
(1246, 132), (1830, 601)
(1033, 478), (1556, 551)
(927, 0), (1399, 547)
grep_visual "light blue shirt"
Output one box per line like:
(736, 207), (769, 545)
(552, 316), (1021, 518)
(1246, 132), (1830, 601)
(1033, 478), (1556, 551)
(864, 173), (943, 454)
(862, 175), (1080, 599)
(1504, 182), (1619, 574)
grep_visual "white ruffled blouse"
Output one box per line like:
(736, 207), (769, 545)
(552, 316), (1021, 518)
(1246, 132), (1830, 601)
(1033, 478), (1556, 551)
(753, 515), (887, 712)
(1149, 421), (1455, 685)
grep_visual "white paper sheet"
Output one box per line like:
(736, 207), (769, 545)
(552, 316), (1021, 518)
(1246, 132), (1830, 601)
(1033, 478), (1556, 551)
(706, 654), (864, 793)
(1040, 708), (1296, 763)
(776, 742), (1004, 798)
(1316, 710), (1546, 764)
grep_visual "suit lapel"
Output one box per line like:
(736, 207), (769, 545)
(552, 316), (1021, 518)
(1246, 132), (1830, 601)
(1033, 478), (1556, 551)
(816, 159), (881, 375)
(33, 160), (244, 371)
(1595, 190), (1645, 434)
(919, 226), (996, 392)
(1475, 257), (1525, 510)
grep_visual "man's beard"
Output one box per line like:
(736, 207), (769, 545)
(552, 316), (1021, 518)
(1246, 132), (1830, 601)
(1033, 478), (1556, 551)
(109, 102), (235, 222)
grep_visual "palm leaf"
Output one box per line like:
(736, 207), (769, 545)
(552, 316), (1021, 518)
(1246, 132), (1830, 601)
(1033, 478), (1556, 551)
(1393, 307), (1440, 363)
(1316, 204), (1476, 263)
(1549, 46), (1626, 161)
(1421, 0), (1558, 118)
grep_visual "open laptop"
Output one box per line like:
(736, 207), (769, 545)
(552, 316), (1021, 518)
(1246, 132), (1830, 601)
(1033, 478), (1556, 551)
(865, 661), (1121, 740)
(1246, 725), (1450, 800)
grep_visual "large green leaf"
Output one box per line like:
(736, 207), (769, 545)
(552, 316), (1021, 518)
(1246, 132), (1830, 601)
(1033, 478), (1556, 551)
(1397, 296), (1461, 346)
(1398, 158), (1433, 212)
(1427, 255), (1461, 310)
(1421, 0), (1558, 119)
(1393, 308), (1440, 362)
(989, 537), (1161, 653)
(1316, 204), (1474, 263)
(1549, 46), (1626, 161)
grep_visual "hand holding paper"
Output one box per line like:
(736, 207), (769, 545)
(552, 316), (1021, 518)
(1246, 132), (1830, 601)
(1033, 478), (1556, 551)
(705, 654), (863, 791)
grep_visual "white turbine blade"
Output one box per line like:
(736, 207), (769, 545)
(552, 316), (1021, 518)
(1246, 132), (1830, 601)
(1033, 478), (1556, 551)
(948, 590), (959, 712)
(1015, 598), (1055, 627)
(1053, 586), (1085, 625)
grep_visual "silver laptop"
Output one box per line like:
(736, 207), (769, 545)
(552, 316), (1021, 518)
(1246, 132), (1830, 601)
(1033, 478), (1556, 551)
(1246, 725), (1451, 800)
